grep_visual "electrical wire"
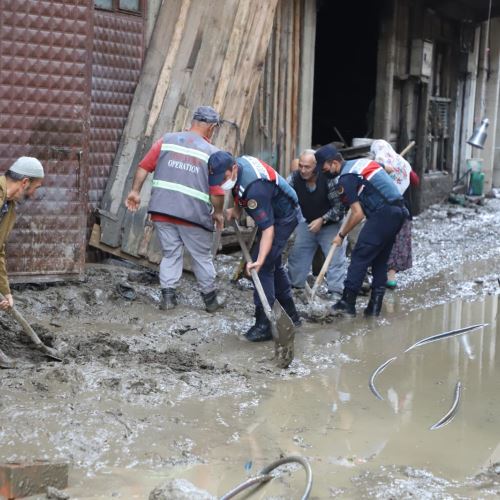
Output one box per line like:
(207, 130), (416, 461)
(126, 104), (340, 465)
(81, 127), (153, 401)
(220, 455), (313, 500)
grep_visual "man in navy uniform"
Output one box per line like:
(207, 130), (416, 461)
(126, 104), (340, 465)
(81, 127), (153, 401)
(208, 151), (301, 342)
(315, 144), (408, 317)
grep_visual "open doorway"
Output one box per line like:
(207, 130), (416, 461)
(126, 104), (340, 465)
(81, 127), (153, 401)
(312, 0), (380, 147)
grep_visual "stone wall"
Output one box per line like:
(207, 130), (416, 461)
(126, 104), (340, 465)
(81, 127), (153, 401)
(420, 172), (454, 210)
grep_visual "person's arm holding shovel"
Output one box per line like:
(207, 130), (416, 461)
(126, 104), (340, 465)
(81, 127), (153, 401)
(332, 202), (364, 247)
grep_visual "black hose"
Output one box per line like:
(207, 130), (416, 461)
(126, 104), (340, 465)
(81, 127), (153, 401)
(219, 455), (313, 500)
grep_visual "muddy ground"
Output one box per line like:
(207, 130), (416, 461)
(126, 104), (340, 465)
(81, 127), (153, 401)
(1, 198), (500, 499)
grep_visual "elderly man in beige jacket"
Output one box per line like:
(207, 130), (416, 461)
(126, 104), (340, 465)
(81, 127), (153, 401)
(0, 157), (44, 368)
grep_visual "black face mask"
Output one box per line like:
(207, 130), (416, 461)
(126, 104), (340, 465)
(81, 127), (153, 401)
(323, 171), (338, 180)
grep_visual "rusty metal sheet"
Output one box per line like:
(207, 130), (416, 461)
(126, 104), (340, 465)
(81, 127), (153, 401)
(0, 0), (92, 279)
(89, 9), (144, 214)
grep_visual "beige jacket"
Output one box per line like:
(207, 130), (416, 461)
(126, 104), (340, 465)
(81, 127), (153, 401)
(0, 176), (16, 295)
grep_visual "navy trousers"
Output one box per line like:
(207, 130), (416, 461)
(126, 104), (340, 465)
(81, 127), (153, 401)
(344, 204), (408, 294)
(251, 215), (298, 307)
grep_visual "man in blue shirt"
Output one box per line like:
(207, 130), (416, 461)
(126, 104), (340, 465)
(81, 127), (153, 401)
(315, 144), (408, 317)
(208, 151), (301, 342)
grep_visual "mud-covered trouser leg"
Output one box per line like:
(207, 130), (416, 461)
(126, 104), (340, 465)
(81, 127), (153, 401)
(251, 216), (298, 308)
(343, 205), (406, 294)
(155, 222), (217, 294)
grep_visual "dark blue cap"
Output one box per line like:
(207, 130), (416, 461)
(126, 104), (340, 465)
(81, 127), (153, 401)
(314, 144), (339, 170)
(208, 151), (235, 186)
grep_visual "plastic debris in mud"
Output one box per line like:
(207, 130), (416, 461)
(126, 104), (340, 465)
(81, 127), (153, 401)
(429, 381), (462, 431)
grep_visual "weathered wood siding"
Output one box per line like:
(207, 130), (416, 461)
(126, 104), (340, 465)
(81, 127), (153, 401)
(244, 0), (307, 176)
(98, 0), (281, 265)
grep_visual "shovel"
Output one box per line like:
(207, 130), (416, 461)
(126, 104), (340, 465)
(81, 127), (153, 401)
(0, 293), (62, 362)
(231, 225), (258, 283)
(232, 221), (295, 368)
(306, 242), (338, 303)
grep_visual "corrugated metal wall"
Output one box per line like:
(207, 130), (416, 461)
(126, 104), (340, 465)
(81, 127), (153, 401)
(89, 9), (144, 214)
(0, 0), (92, 280)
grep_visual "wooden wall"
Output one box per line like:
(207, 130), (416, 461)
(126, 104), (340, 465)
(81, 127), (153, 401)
(244, 0), (305, 177)
(96, 0), (282, 264)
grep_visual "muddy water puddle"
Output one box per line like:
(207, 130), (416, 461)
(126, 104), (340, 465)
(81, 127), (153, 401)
(47, 294), (500, 499)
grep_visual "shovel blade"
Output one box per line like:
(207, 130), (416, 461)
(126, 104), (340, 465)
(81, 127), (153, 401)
(272, 301), (295, 368)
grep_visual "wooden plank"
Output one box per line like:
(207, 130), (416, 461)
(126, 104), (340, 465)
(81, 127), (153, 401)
(144, 0), (192, 138)
(100, 0), (185, 223)
(277, 1), (287, 172)
(285, 0), (294, 174)
(213, 0), (252, 112)
(291, 0), (301, 163)
(271, 9), (280, 165)
(216, 0), (280, 153)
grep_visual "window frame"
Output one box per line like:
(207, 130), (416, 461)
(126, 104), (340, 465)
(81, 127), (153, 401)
(94, 0), (143, 17)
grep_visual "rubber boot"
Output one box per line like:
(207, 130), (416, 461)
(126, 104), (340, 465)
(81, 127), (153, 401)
(245, 306), (265, 337)
(364, 287), (385, 317)
(245, 313), (272, 342)
(201, 290), (223, 313)
(331, 288), (357, 317)
(279, 297), (302, 327)
(160, 288), (177, 310)
(0, 347), (15, 369)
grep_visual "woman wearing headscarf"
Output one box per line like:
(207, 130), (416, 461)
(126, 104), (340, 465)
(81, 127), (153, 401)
(370, 140), (418, 288)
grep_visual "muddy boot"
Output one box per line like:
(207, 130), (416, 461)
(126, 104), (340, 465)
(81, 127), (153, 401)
(245, 314), (272, 342)
(0, 347), (15, 369)
(364, 287), (385, 317)
(279, 297), (302, 327)
(160, 288), (177, 310)
(331, 288), (357, 317)
(246, 306), (265, 337)
(201, 290), (223, 313)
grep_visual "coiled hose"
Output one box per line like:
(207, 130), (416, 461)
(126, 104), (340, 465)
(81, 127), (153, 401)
(220, 455), (313, 500)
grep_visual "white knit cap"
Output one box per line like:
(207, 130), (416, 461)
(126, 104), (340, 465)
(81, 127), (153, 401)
(9, 157), (45, 179)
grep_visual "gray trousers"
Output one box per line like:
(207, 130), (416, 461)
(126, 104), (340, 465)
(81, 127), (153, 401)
(154, 222), (216, 294)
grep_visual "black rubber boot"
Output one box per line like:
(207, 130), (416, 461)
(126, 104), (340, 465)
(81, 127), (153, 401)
(279, 297), (302, 327)
(364, 287), (385, 317)
(201, 290), (223, 313)
(160, 288), (177, 310)
(246, 306), (265, 337)
(245, 314), (272, 342)
(331, 288), (357, 317)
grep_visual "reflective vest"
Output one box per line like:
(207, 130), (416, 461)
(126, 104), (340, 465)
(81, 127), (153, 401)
(148, 131), (218, 231)
(339, 158), (403, 216)
(235, 155), (298, 209)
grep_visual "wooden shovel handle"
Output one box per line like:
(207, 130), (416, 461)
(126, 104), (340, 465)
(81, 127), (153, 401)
(232, 221), (273, 323)
(310, 242), (338, 301)
(399, 141), (416, 157)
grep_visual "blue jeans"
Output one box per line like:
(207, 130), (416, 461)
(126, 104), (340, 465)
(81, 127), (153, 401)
(251, 215), (298, 308)
(287, 220), (347, 294)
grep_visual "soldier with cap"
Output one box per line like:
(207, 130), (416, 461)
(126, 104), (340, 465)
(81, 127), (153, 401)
(126, 106), (224, 312)
(207, 151), (301, 342)
(0, 157), (44, 368)
(315, 144), (408, 317)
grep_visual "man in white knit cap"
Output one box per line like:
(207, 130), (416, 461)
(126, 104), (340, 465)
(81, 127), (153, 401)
(0, 157), (44, 368)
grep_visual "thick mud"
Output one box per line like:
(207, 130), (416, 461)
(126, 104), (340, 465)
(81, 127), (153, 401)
(1, 199), (500, 499)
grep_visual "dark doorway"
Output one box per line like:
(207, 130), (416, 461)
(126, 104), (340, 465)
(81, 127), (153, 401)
(312, 0), (380, 147)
